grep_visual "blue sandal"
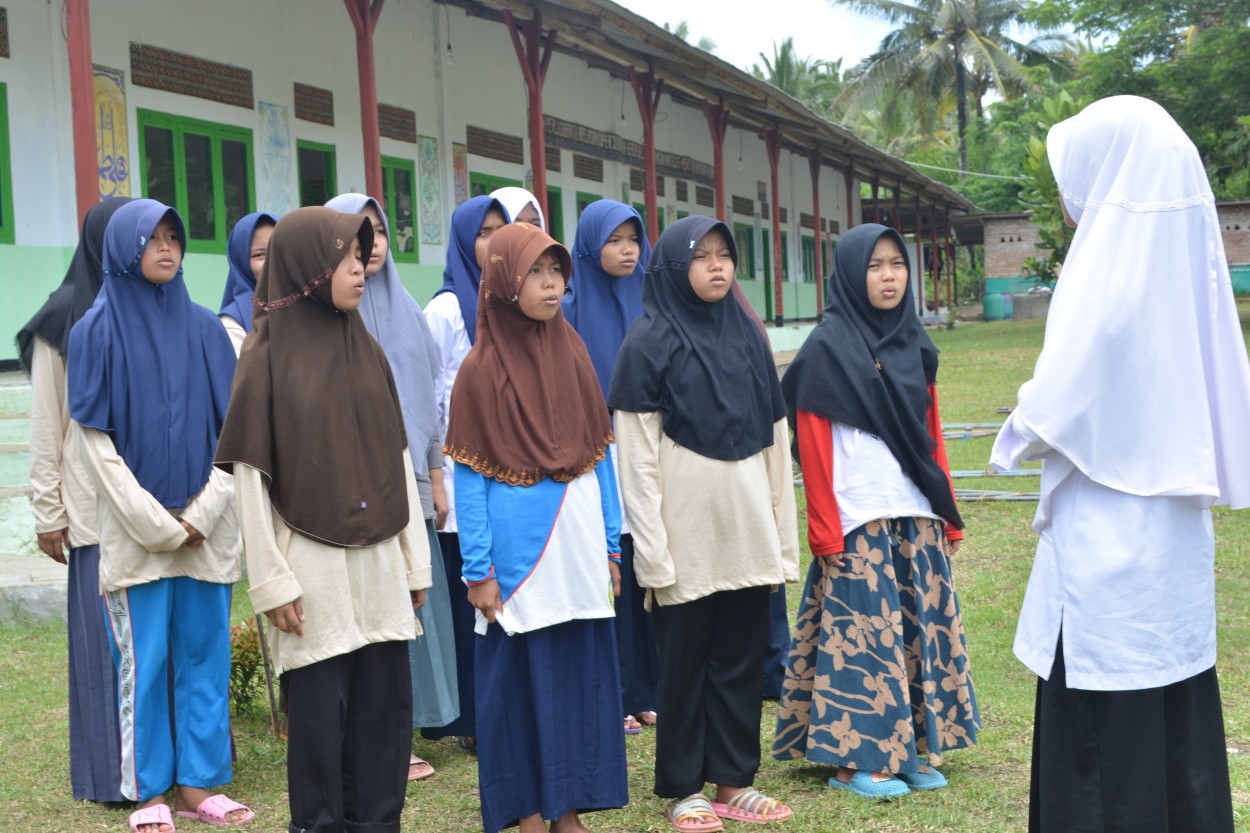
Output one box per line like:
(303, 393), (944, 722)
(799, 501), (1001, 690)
(827, 769), (910, 800)
(897, 763), (948, 791)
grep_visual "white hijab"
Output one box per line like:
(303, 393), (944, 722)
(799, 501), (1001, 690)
(1012, 95), (1250, 508)
(490, 186), (546, 231)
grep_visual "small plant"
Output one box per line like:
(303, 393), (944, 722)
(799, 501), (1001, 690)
(229, 616), (266, 715)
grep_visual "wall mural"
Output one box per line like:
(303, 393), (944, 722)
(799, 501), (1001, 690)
(452, 142), (469, 207)
(94, 65), (130, 199)
(418, 135), (442, 245)
(257, 101), (294, 216)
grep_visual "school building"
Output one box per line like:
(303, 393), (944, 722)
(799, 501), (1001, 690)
(0, 0), (976, 365)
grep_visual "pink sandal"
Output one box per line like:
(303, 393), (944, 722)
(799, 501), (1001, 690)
(710, 788), (792, 824)
(668, 794), (724, 833)
(175, 794), (254, 827)
(129, 803), (175, 832)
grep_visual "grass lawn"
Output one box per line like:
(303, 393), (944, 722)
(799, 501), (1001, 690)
(2, 309), (1248, 832)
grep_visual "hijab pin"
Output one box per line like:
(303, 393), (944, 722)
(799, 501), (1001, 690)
(361, 501), (367, 509)
(335, 238), (345, 249)
(874, 358), (883, 370)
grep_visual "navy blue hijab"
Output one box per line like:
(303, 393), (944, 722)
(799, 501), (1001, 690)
(608, 215), (785, 461)
(16, 197), (133, 373)
(563, 200), (651, 397)
(218, 211), (277, 332)
(782, 223), (960, 528)
(69, 199), (236, 509)
(434, 195), (504, 345)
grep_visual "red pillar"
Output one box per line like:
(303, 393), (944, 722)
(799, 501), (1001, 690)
(947, 237), (957, 309)
(844, 165), (856, 232)
(808, 147), (824, 315)
(762, 125), (783, 326)
(344, 0), (385, 202)
(630, 68), (664, 243)
(702, 97), (729, 221)
(930, 204), (941, 313)
(66, 0), (99, 225)
(503, 10), (556, 221)
(914, 192), (924, 314)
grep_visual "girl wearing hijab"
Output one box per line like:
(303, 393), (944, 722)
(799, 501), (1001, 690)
(991, 96), (1250, 833)
(421, 194), (507, 748)
(215, 206), (432, 833)
(66, 199), (247, 832)
(446, 221), (627, 833)
(325, 191), (457, 781)
(490, 185), (545, 230)
(609, 215), (799, 832)
(771, 223), (978, 800)
(218, 211), (277, 355)
(564, 199), (659, 735)
(17, 196), (131, 803)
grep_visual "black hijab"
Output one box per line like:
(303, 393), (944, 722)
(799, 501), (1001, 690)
(608, 215), (786, 461)
(15, 197), (133, 373)
(782, 223), (961, 528)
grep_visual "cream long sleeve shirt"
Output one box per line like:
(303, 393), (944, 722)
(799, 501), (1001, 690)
(614, 412), (799, 607)
(235, 454), (432, 675)
(72, 422), (239, 593)
(28, 337), (99, 546)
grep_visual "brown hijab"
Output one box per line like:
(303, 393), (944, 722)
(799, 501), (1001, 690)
(214, 206), (410, 547)
(444, 223), (613, 487)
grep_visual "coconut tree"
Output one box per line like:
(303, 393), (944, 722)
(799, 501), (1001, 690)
(751, 38), (846, 119)
(836, 0), (1072, 173)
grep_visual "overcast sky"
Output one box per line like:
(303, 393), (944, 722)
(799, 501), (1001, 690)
(616, 0), (896, 75)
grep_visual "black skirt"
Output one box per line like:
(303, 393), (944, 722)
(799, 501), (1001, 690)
(1030, 636), (1234, 833)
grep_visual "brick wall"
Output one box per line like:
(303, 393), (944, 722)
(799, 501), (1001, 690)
(1219, 203), (1250, 266)
(983, 203), (1250, 282)
(983, 216), (1043, 279)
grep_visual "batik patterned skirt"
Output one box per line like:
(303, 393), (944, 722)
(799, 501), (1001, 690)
(772, 516), (979, 773)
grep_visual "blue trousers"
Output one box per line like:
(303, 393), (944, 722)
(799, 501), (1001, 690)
(103, 577), (232, 802)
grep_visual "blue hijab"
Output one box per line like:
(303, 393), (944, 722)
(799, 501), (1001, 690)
(325, 193), (442, 478)
(69, 199), (237, 508)
(564, 200), (650, 397)
(218, 211), (277, 332)
(434, 195), (504, 345)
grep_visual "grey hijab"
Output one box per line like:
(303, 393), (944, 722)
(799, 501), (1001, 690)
(325, 193), (442, 477)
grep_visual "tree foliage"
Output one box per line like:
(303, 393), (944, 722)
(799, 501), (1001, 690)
(751, 38), (845, 120)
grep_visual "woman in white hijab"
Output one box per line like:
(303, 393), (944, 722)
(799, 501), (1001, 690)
(991, 96), (1250, 833)
(490, 186), (546, 230)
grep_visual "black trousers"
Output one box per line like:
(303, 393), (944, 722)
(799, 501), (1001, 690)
(1030, 635), (1234, 833)
(284, 640), (413, 833)
(652, 586), (770, 798)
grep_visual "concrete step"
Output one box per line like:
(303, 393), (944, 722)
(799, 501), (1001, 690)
(0, 486), (37, 558)
(0, 372), (31, 419)
(0, 551), (68, 625)
(0, 443), (29, 488)
(0, 415), (29, 444)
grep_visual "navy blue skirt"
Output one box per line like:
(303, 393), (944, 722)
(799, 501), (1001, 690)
(476, 618), (628, 833)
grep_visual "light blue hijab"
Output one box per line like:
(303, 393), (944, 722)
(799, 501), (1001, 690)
(325, 193), (441, 477)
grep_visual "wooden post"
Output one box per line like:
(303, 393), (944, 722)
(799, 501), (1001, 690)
(66, 0), (99, 224)
(914, 192), (924, 314)
(762, 124), (783, 326)
(630, 67), (664, 243)
(871, 175), (881, 225)
(702, 97), (729, 221)
(503, 9), (556, 221)
(892, 185), (902, 232)
(844, 164), (855, 231)
(809, 147), (824, 316)
(344, 0), (385, 202)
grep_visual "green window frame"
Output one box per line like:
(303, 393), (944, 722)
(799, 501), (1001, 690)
(469, 172), (520, 198)
(676, 210), (689, 221)
(0, 84), (14, 245)
(297, 140), (337, 208)
(576, 191), (601, 218)
(732, 223), (756, 278)
(545, 185), (564, 245)
(801, 236), (817, 283)
(381, 156), (419, 263)
(136, 109), (255, 254)
(780, 230), (790, 281)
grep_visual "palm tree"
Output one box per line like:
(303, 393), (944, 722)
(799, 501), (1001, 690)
(836, 0), (1071, 174)
(751, 37), (845, 120)
(664, 20), (717, 53)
